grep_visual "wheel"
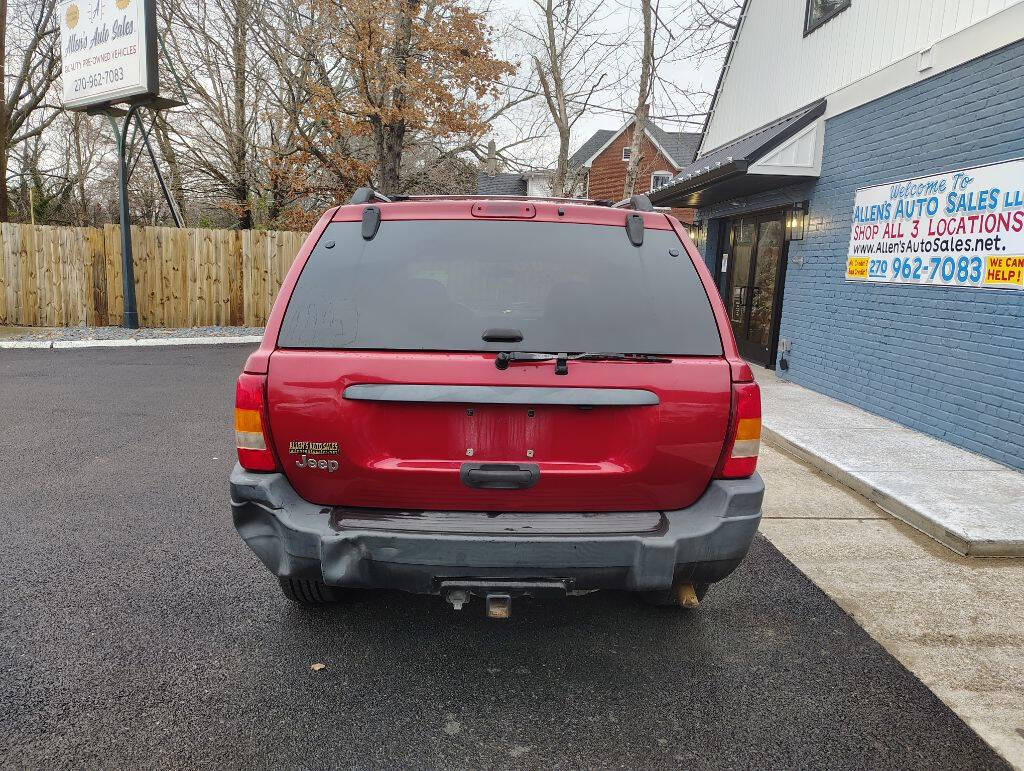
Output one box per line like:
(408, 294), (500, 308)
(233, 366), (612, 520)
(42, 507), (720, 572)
(640, 582), (710, 608)
(278, 577), (343, 605)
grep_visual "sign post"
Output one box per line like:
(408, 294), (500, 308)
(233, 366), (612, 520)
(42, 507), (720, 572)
(114, 104), (141, 329)
(58, 0), (182, 328)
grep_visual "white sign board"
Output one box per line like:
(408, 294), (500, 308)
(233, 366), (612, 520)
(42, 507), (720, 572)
(845, 158), (1024, 291)
(59, 0), (157, 110)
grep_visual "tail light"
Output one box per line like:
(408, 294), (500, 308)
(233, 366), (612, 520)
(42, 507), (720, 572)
(715, 380), (761, 478)
(235, 373), (278, 471)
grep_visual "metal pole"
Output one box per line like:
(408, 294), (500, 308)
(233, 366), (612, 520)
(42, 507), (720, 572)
(137, 112), (184, 227)
(116, 104), (141, 329)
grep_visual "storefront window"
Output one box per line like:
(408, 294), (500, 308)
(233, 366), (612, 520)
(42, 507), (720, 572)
(805, 0), (850, 34)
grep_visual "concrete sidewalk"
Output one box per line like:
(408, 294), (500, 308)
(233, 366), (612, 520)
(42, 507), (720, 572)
(754, 366), (1024, 557)
(757, 445), (1024, 767)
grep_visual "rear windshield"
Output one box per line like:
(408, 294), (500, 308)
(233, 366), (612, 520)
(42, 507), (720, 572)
(278, 220), (722, 356)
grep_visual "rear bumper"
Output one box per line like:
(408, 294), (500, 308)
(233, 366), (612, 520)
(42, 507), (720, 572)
(230, 465), (763, 594)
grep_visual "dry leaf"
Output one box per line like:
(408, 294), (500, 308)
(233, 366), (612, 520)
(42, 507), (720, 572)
(310, 662), (326, 672)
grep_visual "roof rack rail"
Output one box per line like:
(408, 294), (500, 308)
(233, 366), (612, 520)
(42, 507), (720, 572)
(348, 187), (392, 204)
(389, 194), (612, 205)
(612, 194), (655, 212)
(345, 192), (624, 207)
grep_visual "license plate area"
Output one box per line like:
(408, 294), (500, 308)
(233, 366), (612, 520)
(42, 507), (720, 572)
(330, 509), (665, 535)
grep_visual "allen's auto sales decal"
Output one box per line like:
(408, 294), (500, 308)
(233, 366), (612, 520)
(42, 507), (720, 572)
(846, 158), (1024, 290)
(288, 441), (339, 455)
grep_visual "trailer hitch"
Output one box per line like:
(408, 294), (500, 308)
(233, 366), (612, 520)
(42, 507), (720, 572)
(440, 579), (569, 619)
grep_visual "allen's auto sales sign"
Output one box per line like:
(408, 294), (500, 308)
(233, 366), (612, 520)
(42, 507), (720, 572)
(59, 0), (156, 110)
(846, 158), (1024, 291)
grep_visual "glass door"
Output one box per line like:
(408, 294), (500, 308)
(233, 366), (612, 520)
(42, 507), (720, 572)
(721, 214), (786, 367)
(725, 218), (756, 346)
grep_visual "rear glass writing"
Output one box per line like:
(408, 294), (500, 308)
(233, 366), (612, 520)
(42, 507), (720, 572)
(278, 220), (722, 356)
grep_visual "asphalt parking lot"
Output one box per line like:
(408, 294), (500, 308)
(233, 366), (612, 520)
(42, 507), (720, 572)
(0, 346), (1010, 770)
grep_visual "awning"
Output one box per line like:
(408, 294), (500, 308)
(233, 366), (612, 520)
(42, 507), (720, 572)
(649, 100), (827, 208)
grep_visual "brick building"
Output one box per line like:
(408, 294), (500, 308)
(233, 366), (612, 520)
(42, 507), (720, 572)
(650, 0), (1024, 471)
(475, 120), (699, 221)
(569, 116), (699, 222)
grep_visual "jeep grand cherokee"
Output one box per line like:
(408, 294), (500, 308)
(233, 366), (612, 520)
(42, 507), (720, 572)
(230, 191), (763, 617)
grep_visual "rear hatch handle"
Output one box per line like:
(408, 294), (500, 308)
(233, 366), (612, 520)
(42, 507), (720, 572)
(460, 463), (540, 490)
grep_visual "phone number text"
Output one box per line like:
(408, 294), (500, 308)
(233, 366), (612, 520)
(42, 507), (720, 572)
(867, 255), (983, 284)
(72, 67), (125, 92)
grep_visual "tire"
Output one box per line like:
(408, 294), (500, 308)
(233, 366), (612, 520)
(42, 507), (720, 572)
(278, 577), (343, 605)
(640, 582), (710, 608)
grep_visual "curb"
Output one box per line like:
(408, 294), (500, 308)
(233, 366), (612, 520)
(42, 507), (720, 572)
(761, 426), (1023, 558)
(0, 335), (262, 350)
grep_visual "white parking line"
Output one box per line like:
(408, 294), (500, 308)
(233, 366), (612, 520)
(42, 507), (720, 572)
(0, 335), (262, 350)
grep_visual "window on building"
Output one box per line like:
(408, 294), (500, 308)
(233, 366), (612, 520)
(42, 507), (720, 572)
(804, 0), (850, 34)
(650, 172), (672, 191)
(622, 147), (632, 162)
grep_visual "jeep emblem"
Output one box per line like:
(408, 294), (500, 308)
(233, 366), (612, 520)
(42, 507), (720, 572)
(296, 455), (339, 472)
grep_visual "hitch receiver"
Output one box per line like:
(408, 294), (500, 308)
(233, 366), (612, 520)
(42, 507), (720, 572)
(486, 594), (512, 619)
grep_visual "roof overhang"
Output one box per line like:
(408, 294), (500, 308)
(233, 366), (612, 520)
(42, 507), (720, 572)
(650, 99), (826, 208)
(659, 169), (824, 207)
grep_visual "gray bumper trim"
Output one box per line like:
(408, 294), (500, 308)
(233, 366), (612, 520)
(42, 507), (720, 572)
(230, 465), (763, 594)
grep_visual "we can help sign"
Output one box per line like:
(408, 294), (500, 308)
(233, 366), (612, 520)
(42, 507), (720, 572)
(846, 158), (1024, 290)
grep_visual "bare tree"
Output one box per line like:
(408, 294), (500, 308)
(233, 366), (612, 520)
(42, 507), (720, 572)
(161, 0), (264, 228)
(622, 0), (654, 198)
(152, 112), (187, 226)
(518, 0), (616, 197)
(649, 0), (741, 126)
(63, 111), (109, 225)
(617, 0), (741, 197)
(256, 0), (372, 204)
(1, 0), (741, 228)
(399, 64), (548, 194)
(675, 0), (742, 65)
(1, 0), (60, 221)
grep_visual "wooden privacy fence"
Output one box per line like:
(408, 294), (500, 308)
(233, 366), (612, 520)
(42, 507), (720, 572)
(0, 223), (308, 328)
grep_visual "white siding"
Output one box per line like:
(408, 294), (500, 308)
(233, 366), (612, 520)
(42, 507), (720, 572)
(526, 174), (553, 197)
(701, 0), (1023, 153)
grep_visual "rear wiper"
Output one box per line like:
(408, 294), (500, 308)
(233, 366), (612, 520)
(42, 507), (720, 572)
(495, 351), (568, 374)
(495, 351), (672, 375)
(572, 353), (672, 363)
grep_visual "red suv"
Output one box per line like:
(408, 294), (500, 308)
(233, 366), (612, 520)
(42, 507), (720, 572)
(231, 191), (762, 616)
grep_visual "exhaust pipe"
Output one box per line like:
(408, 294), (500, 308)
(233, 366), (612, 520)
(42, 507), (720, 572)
(674, 582), (700, 608)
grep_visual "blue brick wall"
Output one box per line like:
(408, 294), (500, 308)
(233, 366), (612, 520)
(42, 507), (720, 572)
(696, 39), (1024, 471)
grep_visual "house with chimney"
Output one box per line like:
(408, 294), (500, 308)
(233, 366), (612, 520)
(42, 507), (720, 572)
(568, 113), (700, 220)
